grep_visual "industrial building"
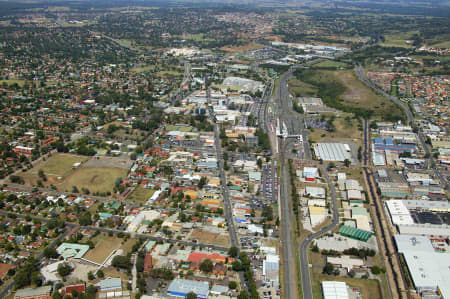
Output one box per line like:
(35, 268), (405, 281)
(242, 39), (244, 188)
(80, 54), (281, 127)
(167, 279), (210, 299)
(394, 234), (450, 298)
(321, 281), (349, 299)
(303, 167), (319, 181)
(313, 143), (351, 162)
(338, 225), (372, 242)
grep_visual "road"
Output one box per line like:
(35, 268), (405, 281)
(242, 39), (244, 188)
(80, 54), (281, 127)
(0, 210), (230, 252)
(275, 69), (301, 299)
(299, 165), (339, 299)
(275, 64), (339, 299)
(356, 66), (447, 189)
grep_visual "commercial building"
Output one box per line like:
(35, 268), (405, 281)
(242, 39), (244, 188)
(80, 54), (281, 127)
(263, 254), (279, 288)
(394, 234), (450, 297)
(167, 279), (210, 299)
(303, 167), (318, 181)
(56, 243), (90, 259)
(338, 225), (372, 242)
(321, 281), (349, 299)
(305, 186), (326, 199)
(15, 286), (52, 299)
(313, 143), (351, 162)
(95, 278), (122, 293)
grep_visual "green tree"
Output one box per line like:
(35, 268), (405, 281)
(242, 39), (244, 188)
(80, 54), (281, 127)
(228, 281), (237, 289)
(43, 247), (59, 259)
(199, 259), (213, 273)
(186, 292), (197, 299)
(57, 262), (73, 278)
(228, 246), (239, 258)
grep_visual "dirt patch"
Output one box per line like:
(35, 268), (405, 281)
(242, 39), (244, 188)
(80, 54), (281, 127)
(190, 230), (230, 247)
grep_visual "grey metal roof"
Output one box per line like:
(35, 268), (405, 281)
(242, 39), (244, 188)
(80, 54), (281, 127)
(168, 279), (209, 297)
(15, 286), (52, 298)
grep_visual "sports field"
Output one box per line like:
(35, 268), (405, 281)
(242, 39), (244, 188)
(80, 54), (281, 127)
(20, 154), (128, 194)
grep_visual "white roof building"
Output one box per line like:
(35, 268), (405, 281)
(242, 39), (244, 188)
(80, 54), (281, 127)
(322, 281), (349, 299)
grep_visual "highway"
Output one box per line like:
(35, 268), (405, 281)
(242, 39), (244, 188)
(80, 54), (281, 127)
(356, 66), (447, 189)
(275, 69), (301, 299)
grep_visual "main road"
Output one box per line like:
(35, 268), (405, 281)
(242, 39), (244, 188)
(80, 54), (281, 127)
(275, 65), (339, 299)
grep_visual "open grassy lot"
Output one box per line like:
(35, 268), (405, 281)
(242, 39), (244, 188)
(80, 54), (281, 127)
(126, 185), (155, 204)
(380, 30), (418, 48)
(84, 234), (136, 264)
(308, 116), (362, 145)
(220, 42), (265, 53)
(59, 166), (127, 194)
(293, 69), (405, 121)
(20, 154), (88, 185)
(311, 268), (382, 299)
(20, 153), (128, 194)
(0, 79), (29, 87)
(131, 65), (155, 73)
(336, 70), (396, 117)
(312, 60), (351, 69)
(191, 230), (230, 247)
(288, 78), (317, 97)
(166, 125), (193, 132)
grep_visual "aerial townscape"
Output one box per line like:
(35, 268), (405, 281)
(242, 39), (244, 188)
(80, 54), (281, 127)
(0, 0), (448, 298)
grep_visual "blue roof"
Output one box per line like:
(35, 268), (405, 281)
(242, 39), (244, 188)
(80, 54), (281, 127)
(374, 138), (384, 145)
(385, 138), (394, 145)
(235, 217), (247, 223)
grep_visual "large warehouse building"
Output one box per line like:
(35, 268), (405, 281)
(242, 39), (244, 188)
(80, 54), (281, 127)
(394, 234), (450, 298)
(313, 143), (351, 162)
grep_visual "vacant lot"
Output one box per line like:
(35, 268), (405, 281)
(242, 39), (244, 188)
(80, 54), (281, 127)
(288, 78), (317, 97)
(191, 230), (230, 247)
(311, 268), (382, 299)
(126, 185), (155, 204)
(20, 154), (88, 185)
(312, 60), (350, 69)
(84, 234), (136, 264)
(20, 154), (127, 194)
(220, 42), (264, 53)
(60, 166), (127, 194)
(308, 116), (362, 145)
(380, 30), (417, 48)
(293, 69), (405, 121)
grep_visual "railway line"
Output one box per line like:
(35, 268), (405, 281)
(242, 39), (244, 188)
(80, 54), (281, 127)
(362, 119), (408, 299)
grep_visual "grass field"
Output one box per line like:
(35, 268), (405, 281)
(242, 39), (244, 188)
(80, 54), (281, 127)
(131, 65), (155, 73)
(293, 69), (404, 121)
(20, 154), (127, 194)
(0, 79), (29, 87)
(311, 268), (382, 299)
(312, 60), (350, 69)
(60, 167), (127, 194)
(288, 78), (317, 97)
(20, 154), (88, 185)
(126, 185), (155, 204)
(84, 234), (137, 265)
(308, 116), (362, 145)
(380, 30), (418, 48)
(166, 125), (193, 132)
(220, 42), (265, 53)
